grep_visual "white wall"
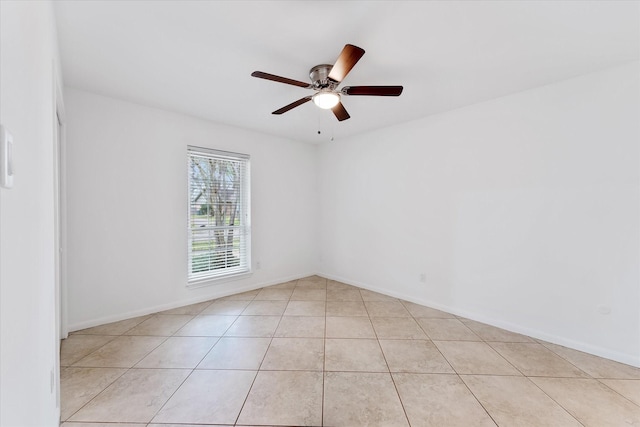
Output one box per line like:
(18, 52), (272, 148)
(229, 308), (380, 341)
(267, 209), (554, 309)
(318, 62), (640, 366)
(0, 1), (63, 425)
(64, 88), (318, 329)
(65, 62), (639, 366)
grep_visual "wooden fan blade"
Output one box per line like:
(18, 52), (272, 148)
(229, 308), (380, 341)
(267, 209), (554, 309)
(252, 71), (311, 88)
(272, 96), (312, 115)
(342, 86), (403, 96)
(331, 102), (351, 121)
(328, 44), (365, 83)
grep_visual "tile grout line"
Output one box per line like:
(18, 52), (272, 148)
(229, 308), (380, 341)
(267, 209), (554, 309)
(88, 315), (194, 424)
(537, 340), (612, 380)
(454, 325), (586, 427)
(62, 334), (118, 367)
(523, 375), (587, 427)
(66, 297), (236, 424)
(66, 312), (152, 365)
(410, 310), (459, 375)
(146, 367), (196, 424)
(594, 378), (640, 408)
(474, 340), (527, 377)
(455, 374), (501, 427)
(141, 301), (225, 425)
(62, 317), (172, 423)
(60, 363), (129, 422)
(409, 305), (515, 427)
(516, 341), (639, 413)
(232, 283), (292, 426)
(403, 302), (475, 427)
(361, 289), (413, 427)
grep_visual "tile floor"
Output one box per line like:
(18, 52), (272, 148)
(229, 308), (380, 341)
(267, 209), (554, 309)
(60, 276), (640, 426)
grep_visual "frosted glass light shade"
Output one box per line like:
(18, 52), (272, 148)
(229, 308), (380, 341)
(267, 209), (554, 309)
(313, 92), (340, 109)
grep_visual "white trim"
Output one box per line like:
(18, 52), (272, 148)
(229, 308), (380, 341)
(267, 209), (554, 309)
(187, 271), (253, 289)
(318, 271), (640, 368)
(66, 272), (313, 332)
(52, 60), (67, 421)
(187, 145), (250, 160)
(55, 79), (68, 340)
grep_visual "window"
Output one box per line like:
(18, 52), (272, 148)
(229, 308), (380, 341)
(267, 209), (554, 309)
(188, 146), (250, 283)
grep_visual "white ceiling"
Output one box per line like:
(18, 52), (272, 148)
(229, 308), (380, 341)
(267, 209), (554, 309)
(53, 1), (639, 144)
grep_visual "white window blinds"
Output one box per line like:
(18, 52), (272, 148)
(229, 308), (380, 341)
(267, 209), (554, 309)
(188, 146), (250, 282)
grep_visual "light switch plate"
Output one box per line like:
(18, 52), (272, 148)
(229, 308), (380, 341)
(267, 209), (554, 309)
(0, 125), (14, 188)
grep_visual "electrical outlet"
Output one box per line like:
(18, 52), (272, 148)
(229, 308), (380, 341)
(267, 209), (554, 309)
(419, 273), (426, 283)
(256, 261), (261, 270)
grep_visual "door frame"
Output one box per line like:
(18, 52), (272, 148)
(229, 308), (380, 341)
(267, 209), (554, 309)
(54, 85), (67, 340)
(52, 64), (67, 416)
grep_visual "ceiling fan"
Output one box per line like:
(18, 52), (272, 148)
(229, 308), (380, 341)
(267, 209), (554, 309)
(251, 44), (403, 121)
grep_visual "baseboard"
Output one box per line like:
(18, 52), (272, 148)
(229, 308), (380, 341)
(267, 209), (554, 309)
(319, 271), (640, 368)
(67, 272), (315, 332)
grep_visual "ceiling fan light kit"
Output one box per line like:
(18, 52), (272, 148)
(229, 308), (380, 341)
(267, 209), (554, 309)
(312, 92), (340, 109)
(251, 44), (403, 122)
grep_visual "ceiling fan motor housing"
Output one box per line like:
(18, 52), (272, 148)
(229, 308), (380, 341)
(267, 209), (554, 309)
(309, 64), (338, 90)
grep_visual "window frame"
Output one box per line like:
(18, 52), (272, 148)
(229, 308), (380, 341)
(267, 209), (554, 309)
(187, 145), (251, 286)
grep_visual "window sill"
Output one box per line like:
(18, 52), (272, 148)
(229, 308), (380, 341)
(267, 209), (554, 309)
(187, 270), (252, 289)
